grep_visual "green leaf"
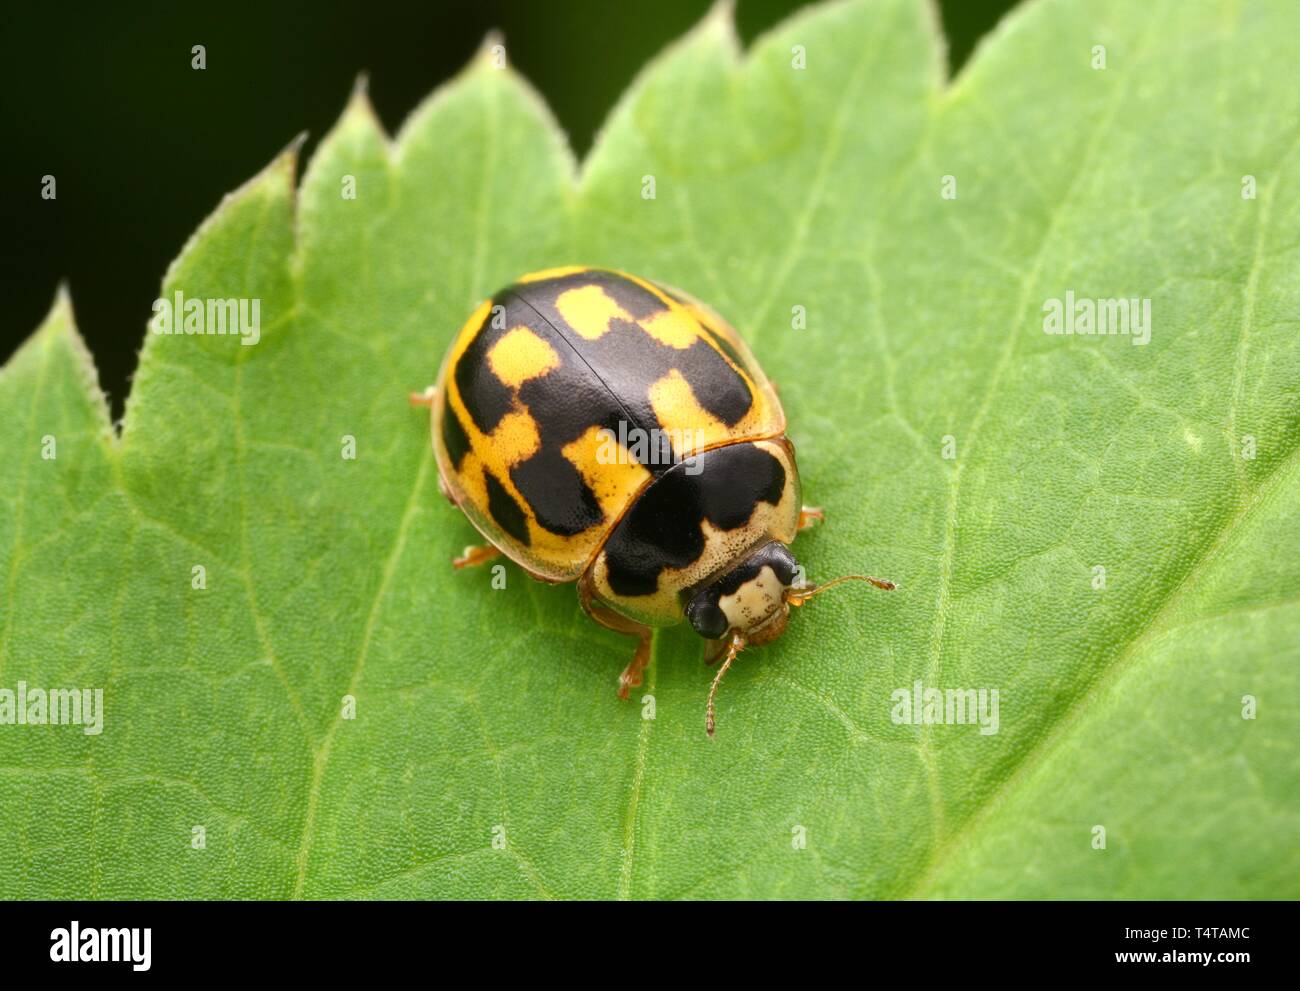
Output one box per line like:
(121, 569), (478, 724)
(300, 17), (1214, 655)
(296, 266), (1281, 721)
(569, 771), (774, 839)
(3, 0), (1298, 899)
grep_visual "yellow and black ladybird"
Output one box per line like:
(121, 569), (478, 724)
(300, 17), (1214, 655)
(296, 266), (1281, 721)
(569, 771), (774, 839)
(412, 267), (894, 735)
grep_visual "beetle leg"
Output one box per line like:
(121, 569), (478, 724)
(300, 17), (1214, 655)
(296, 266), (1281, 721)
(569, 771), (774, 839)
(579, 579), (654, 700)
(409, 384), (437, 408)
(616, 633), (653, 700)
(797, 505), (825, 531)
(453, 544), (501, 569)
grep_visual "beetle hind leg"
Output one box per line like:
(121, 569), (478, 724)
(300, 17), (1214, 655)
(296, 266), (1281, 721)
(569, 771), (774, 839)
(579, 580), (654, 700)
(453, 544), (501, 569)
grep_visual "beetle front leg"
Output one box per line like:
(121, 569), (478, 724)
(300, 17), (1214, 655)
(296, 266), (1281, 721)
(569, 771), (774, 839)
(615, 630), (653, 700)
(703, 637), (730, 665)
(798, 505), (825, 531)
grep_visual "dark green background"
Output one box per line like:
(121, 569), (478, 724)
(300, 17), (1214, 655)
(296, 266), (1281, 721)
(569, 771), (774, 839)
(0, 0), (1015, 415)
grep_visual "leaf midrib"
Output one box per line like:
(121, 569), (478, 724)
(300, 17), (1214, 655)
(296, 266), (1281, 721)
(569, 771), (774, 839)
(900, 434), (1300, 898)
(897, 89), (1300, 896)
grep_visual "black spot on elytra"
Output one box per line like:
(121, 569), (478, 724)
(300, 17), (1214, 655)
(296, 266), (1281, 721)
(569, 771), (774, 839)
(454, 305), (516, 435)
(603, 443), (786, 597)
(450, 270), (758, 540)
(661, 285), (750, 373)
(516, 274), (754, 434)
(695, 314), (748, 373)
(484, 468), (530, 547)
(510, 446), (603, 537)
(440, 391), (471, 470)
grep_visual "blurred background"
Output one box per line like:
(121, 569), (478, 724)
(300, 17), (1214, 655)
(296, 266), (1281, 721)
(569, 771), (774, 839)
(0, 0), (1016, 417)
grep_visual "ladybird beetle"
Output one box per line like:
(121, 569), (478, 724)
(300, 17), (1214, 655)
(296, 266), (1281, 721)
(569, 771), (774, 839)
(412, 267), (894, 735)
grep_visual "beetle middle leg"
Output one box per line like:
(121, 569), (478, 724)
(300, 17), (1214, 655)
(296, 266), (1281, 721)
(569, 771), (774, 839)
(798, 505), (825, 531)
(579, 580), (653, 700)
(409, 384), (438, 408)
(453, 544), (501, 569)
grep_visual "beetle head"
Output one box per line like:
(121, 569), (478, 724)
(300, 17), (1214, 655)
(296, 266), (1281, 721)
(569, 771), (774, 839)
(686, 541), (896, 736)
(685, 541), (800, 645)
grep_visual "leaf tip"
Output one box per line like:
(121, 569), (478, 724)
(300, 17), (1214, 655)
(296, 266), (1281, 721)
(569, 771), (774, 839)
(344, 73), (390, 136)
(704, 0), (737, 32)
(24, 281), (77, 353)
(281, 130), (310, 167)
(468, 29), (508, 75)
(697, 0), (741, 58)
(154, 139), (298, 328)
(392, 29), (577, 183)
(1, 283), (113, 436)
(919, 0), (951, 88)
(52, 278), (73, 316)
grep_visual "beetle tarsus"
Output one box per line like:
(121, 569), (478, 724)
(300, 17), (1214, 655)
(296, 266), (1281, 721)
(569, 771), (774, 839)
(617, 630), (652, 701)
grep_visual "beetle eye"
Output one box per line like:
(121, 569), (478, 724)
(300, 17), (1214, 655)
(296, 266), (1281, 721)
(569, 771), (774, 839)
(685, 592), (729, 640)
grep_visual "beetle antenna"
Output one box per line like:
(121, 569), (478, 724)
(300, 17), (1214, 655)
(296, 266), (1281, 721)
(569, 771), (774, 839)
(785, 574), (896, 607)
(705, 633), (746, 737)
